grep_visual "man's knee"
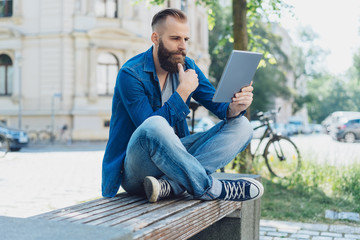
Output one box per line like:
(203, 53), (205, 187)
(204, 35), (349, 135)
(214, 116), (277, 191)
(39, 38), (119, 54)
(137, 116), (174, 140)
(228, 116), (253, 140)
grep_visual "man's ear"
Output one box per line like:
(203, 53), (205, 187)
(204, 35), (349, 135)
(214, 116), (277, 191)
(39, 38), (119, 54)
(151, 32), (159, 45)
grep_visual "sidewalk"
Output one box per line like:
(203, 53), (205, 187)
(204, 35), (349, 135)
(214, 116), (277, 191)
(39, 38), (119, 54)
(260, 219), (360, 240)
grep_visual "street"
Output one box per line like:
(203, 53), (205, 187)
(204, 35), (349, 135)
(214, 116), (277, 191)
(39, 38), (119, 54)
(0, 134), (359, 218)
(290, 134), (360, 166)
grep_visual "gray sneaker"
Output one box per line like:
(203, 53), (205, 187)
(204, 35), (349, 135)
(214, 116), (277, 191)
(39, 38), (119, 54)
(218, 177), (264, 202)
(144, 176), (172, 203)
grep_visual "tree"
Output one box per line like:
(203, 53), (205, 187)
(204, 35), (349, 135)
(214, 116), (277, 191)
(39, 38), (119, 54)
(231, 0), (289, 173)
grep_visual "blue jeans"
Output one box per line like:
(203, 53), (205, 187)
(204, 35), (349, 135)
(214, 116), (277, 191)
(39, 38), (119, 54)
(122, 116), (253, 200)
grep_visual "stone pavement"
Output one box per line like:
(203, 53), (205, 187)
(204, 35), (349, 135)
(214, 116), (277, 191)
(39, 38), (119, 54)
(0, 141), (359, 239)
(260, 219), (360, 240)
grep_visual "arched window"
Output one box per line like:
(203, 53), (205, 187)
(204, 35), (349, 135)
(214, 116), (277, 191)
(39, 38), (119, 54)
(95, 0), (118, 18)
(0, 54), (13, 96)
(97, 53), (119, 96)
(0, 0), (12, 17)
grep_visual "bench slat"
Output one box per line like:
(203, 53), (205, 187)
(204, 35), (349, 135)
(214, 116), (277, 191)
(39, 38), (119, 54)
(64, 198), (149, 224)
(147, 204), (238, 240)
(51, 196), (146, 222)
(32, 193), (138, 220)
(159, 202), (239, 240)
(133, 200), (241, 239)
(110, 197), (202, 231)
(92, 195), (192, 227)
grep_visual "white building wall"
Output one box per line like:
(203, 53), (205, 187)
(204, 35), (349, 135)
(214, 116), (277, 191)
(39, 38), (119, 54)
(272, 24), (308, 125)
(0, 0), (210, 141)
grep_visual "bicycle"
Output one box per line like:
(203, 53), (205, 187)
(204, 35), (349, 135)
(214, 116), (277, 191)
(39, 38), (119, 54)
(250, 109), (301, 178)
(26, 126), (56, 144)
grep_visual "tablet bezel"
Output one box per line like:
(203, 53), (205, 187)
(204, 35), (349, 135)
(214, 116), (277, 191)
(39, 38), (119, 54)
(212, 50), (262, 103)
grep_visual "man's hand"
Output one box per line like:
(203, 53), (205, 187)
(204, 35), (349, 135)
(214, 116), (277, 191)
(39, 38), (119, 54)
(227, 82), (254, 118)
(176, 63), (199, 102)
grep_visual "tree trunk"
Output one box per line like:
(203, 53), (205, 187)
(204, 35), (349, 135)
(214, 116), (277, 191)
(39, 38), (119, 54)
(233, 0), (250, 120)
(232, 0), (253, 173)
(233, 0), (248, 51)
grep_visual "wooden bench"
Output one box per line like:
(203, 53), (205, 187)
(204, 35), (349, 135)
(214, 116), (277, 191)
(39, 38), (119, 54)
(3, 173), (261, 240)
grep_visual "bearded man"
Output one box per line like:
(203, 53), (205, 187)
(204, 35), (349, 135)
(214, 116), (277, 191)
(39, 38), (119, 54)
(102, 8), (263, 203)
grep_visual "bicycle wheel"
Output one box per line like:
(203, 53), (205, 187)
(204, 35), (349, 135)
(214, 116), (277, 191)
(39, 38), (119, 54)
(27, 130), (38, 144)
(264, 136), (301, 178)
(38, 130), (51, 143)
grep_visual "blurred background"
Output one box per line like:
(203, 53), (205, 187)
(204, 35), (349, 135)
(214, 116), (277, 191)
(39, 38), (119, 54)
(0, 0), (360, 227)
(1, 0), (360, 147)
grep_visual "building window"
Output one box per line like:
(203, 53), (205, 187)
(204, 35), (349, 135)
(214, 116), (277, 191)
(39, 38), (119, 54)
(95, 0), (118, 18)
(0, 54), (13, 96)
(0, 0), (12, 17)
(97, 53), (119, 96)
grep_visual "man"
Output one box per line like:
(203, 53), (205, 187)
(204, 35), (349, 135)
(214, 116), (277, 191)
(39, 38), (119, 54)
(102, 8), (263, 203)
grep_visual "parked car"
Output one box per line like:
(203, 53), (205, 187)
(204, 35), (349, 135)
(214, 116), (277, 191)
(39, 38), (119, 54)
(309, 124), (324, 134)
(322, 111), (360, 136)
(0, 123), (29, 151)
(272, 123), (289, 137)
(335, 118), (360, 143)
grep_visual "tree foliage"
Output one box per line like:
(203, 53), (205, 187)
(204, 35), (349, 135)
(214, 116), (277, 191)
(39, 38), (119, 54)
(306, 75), (360, 123)
(306, 49), (360, 123)
(208, 1), (292, 112)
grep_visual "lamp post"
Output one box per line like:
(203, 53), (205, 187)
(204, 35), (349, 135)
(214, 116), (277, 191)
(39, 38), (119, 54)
(16, 52), (22, 129)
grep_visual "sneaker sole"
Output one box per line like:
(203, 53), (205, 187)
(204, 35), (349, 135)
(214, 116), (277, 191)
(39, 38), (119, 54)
(144, 176), (160, 203)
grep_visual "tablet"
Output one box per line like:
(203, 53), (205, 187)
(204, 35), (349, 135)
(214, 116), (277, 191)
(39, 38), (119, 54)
(212, 50), (262, 102)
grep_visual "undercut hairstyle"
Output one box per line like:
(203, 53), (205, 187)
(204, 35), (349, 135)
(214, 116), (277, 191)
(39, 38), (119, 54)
(151, 8), (187, 31)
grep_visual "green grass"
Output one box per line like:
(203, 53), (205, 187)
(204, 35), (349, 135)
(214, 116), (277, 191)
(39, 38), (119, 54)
(260, 161), (360, 225)
(226, 154), (360, 226)
(261, 178), (359, 225)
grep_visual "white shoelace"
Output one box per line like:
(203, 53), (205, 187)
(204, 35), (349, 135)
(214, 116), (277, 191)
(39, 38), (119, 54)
(158, 179), (171, 198)
(223, 181), (246, 200)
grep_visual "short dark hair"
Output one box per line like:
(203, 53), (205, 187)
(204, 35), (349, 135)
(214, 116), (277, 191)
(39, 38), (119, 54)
(151, 8), (187, 31)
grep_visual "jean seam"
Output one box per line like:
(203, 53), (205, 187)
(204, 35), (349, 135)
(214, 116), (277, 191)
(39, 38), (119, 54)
(202, 176), (217, 199)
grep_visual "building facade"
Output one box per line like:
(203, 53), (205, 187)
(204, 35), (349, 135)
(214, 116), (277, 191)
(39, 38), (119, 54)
(271, 23), (308, 126)
(0, 0), (210, 141)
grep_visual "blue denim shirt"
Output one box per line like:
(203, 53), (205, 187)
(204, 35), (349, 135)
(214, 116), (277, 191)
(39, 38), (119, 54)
(102, 46), (230, 197)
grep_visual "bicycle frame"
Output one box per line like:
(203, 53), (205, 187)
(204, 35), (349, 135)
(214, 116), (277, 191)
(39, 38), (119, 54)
(251, 120), (273, 157)
(252, 117), (291, 162)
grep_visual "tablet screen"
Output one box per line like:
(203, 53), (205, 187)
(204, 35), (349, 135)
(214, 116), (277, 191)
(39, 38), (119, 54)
(212, 50), (262, 102)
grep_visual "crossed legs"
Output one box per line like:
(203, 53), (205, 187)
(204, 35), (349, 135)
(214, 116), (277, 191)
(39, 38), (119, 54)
(122, 116), (253, 200)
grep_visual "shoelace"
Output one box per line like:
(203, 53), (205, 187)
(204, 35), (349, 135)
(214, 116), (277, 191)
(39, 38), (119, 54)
(158, 179), (171, 198)
(223, 181), (246, 200)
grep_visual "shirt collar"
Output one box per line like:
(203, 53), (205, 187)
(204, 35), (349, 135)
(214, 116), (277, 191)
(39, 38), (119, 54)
(144, 46), (156, 73)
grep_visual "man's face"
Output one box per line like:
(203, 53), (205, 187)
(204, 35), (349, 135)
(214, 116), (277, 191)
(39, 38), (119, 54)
(158, 38), (186, 73)
(155, 16), (190, 73)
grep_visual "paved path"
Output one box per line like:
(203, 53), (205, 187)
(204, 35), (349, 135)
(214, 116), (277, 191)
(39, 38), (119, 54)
(0, 141), (359, 239)
(260, 219), (360, 240)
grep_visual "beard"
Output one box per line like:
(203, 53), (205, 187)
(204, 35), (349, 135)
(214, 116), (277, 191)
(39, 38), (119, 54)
(158, 39), (186, 73)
